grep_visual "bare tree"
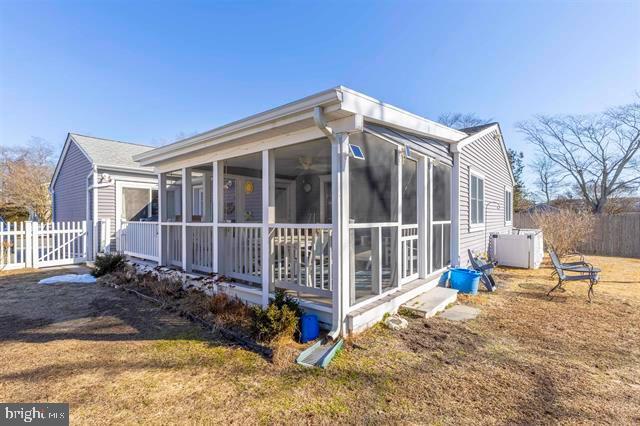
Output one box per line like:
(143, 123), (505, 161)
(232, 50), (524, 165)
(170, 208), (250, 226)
(0, 138), (55, 221)
(517, 96), (640, 213)
(531, 156), (565, 204)
(437, 113), (492, 130)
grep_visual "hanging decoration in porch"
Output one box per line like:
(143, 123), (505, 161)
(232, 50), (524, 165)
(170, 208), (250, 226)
(244, 180), (254, 194)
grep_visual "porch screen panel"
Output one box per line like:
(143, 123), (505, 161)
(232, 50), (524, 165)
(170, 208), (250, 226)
(220, 152), (262, 223)
(164, 171), (182, 222)
(273, 138), (331, 223)
(348, 133), (399, 306)
(433, 164), (451, 221)
(432, 163), (452, 270)
(187, 166), (213, 223)
(402, 158), (418, 225)
(122, 188), (152, 221)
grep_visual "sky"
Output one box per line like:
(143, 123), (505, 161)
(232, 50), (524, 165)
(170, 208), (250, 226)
(1, 0), (639, 191)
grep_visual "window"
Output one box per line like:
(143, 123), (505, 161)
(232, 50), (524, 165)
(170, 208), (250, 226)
(470, 172), (485, 225)
(505, 189), (512, 223)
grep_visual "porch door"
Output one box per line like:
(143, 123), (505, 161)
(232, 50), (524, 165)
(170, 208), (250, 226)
(400, 157), (419, 284)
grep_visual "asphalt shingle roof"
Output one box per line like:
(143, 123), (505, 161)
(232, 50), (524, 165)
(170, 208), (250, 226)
(459, 123), (498, 135)
(70, 133), (155, 172)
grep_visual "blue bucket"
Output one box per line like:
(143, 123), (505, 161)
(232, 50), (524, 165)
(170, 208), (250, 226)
(300, 314), (319, 343)
(449, 268), (481, 295)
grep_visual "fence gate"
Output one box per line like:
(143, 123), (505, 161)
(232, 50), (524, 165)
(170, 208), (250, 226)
(0, 221), (88, 270)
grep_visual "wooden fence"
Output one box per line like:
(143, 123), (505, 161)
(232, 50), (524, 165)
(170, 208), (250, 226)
(514, 212), (640, 258)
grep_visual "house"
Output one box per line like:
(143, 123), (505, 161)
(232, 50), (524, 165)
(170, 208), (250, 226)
(50, 134), (158, 254)
(125, 86), (514, 336)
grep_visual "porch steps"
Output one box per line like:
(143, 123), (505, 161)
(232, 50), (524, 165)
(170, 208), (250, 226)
(296, 338), (344, 368)
(401, 287), (458, 318)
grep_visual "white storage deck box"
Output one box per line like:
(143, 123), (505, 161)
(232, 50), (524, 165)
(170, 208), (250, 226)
(491, 229), (544, 269)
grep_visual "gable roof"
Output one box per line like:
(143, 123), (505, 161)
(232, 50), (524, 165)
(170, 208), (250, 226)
(460, 122), (498, 135)
(50, 133), (156, 191)
(455, 123), (516, 186)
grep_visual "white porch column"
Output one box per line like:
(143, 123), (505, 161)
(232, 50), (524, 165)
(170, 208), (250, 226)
(212, 161), (221, 272)
(417, 157), (428, 278)
(396, 148), (403, 287)
(158, 173), (167, 265)
(450, 148), (461, 266)
(261, 150), (275, 307)
(331, 133), (350, 334)
(182, 168), (193, 272)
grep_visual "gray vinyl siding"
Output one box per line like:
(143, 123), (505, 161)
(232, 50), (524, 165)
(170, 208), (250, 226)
(52, 141), (92, 222)
(458, 130), (513, 265)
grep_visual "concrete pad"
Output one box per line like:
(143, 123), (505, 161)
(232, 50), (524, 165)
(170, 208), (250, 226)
(402, 287), (458, 318)
(439, 304), (480, 321)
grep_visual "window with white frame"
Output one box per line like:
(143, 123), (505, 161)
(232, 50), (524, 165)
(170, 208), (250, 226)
(470, 172), (485, 225)
(505, 188), (512, 223)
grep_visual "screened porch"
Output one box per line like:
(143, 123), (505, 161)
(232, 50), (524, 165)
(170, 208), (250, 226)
(137, 129), (452, 311)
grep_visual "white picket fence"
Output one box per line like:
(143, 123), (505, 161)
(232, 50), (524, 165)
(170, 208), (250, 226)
(1, 221), (89, 270)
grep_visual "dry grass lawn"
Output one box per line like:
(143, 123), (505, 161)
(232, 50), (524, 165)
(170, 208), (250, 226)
(1, 256), (639, 424)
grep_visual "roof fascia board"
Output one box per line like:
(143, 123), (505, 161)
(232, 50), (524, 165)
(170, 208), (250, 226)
(49, 134), (94, 190)
(136, 103), (344, 166)
(95, 164), (157, 175)
(338, 87), (467, 143)
(153, 126), (329, 174)
(134, 88), (343, 164)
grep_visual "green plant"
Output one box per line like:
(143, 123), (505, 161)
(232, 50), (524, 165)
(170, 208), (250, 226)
(272, 289), (302, 317)
(251, 303), (299, 343)
(92, 252), (127, 277)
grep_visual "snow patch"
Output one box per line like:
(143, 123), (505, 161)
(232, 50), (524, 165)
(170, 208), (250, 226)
(39, 274), (97, 285)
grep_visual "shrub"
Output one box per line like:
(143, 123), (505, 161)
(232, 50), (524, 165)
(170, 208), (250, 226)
(532, 210), (595, 256)
(92, 252), (126, 277)
(251, 300), (300, 343)
(272, 289), (302, 317)
(138, 275), (183, 299)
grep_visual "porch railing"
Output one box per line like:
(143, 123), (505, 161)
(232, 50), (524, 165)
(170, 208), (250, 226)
(189, 224), (214, 274)
(219, 224), (262, 284)
(270, 224), (333, 297)
(400, 224), (419, 283)
(121, 221), (159, 261)
(165, 224), (182, 267)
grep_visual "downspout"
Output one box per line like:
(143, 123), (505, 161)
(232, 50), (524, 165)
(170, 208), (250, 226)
(313, 106), (337, 144)
(313, 106), (341, 340)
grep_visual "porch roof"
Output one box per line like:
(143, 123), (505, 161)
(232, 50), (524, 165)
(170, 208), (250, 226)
(363, 123), (453, 166)
(133, 86), (468, 168)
